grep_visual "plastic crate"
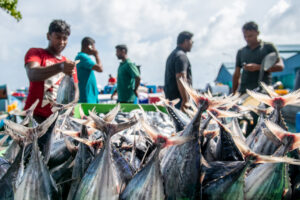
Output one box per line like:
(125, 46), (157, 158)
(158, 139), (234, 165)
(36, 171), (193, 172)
(74, 103), (167, 118)
(146, 85), (157, 93)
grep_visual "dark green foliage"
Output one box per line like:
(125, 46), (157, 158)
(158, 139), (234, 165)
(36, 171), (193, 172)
(0, 0), (22, 21)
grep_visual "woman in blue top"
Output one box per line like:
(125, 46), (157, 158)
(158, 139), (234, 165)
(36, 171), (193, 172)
(75, 37), (103, 103)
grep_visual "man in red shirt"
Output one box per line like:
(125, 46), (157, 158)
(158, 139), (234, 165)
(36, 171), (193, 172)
(24, 19), (78, 122)
(108, 74), (117, 85)
(24, 19), (78, 161)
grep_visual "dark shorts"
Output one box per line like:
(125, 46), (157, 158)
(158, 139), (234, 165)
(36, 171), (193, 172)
(175, 99), (182, 110)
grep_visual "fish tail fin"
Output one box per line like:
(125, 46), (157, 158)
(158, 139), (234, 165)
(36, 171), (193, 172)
(138, 104), (148, 120)
(103, 103), (120, 122)
(140, 118), (159, 142)
(79, 104), (87, 119)
(246, 89), (273, 107)
(255, 154), (300, 165)
(140, 118), (192, 148)
(88, 110), (107, 131)
(57, 129), (80, 137)
(207, 110), (252, 157)
(203, 129), (219, 139)
(265, 120), (300, 151)
(248, 88), (300, 108)
(160, 96), (181, 108)
(208, 108), (242, 118)
(282, 89), (300, 106)
(60, 129), (103, 150)
(165, 135), (193, 147)
(13, 99), (40, 117)
(179, 78), (200, 105)
(260, 82), (279, 97)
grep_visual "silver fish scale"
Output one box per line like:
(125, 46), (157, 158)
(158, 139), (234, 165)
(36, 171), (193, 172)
(245, 162), (286, 200)
(3, 141), (20, 163)
(0, 157), (10, 179)
(161, 138), (201, 199)
(74, 138), (120, 200)
(56, 75), (75, 104)
(15, 141), (59, 200)
(120, 148), (165, 200)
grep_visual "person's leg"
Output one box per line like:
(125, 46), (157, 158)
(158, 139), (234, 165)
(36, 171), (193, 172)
(174, 99), (182, 110)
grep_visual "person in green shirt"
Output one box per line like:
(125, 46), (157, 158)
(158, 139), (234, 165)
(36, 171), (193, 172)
(75, 37), (103, 103)
(111, 44), (141, 103)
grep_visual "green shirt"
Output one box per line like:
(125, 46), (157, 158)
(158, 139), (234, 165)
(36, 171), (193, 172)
(236, 41), (278, 93)
(117, 59), (140, 102)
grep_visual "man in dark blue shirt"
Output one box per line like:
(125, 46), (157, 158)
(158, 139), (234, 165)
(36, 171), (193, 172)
(164, 31), (193, 111)
(232, 21), (284, 94)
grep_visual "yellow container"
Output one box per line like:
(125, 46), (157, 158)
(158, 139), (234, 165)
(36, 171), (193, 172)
(7, 101), (17, 112)
(274, 89), (289, 96)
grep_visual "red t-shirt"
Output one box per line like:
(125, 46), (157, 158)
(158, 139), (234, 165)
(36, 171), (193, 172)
(24, 48), (78, 117)
(108, 77), (116, 84)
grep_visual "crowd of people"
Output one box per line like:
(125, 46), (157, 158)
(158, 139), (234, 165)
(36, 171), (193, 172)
(23, 19), (284, 122)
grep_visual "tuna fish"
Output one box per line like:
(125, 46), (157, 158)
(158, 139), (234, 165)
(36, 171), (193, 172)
(209, 113), (300, 200)
(0, 156), (10, 179)
(0, 145), (31, 200)
(67, 125), (93, 200)
(120, 117), (190, 200)
(73, 109), (137, 200)
(161, 99), (208, 199)
(56, 61), (80, 105)
(203, 161), (248, 200)
(0, 111), (59, 200)
(160, 97), (191, 132)
(14, 133), (60, 200)
(245, 83), (300, 155)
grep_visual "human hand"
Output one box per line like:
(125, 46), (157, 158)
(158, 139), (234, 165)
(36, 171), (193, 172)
(243, 63), (260, 72)
(60, 60), (76, 76)
(88, 45), (99, 56)
(134, 89), (138, 97)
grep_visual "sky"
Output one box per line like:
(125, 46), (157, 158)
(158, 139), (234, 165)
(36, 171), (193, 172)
(0, 0), (300, 91)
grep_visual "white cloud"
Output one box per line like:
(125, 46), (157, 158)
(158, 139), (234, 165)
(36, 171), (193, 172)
(0, 0), (300, 91)
(263, 0), (300, 43)
(268, 0), (290, 16)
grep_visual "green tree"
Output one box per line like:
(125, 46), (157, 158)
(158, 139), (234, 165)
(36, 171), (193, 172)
(0, 0), (22, 21)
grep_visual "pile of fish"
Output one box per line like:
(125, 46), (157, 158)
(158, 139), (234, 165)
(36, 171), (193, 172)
(1, 79), (300, 199)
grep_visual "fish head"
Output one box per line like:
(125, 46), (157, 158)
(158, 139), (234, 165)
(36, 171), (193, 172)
(272, 97), (285, 109)
(156, 134), (168, 148)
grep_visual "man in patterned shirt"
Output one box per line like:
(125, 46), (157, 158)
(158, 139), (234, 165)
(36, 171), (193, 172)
(24, 19), (78, 160)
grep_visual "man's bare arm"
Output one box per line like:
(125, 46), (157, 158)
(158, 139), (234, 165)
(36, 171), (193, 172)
(25, 62), (62, 82)
(111, 89), (117, 100)
(176, 72), (188, 109)
(25, 60), (75, 82)
(267, 57), (284, 72)
(74, 83), (79, 102)
(232, 67), (241, 94)
(134, 76), (141, 97)
(92, 51), (103, 72)
(243, 63), (261, 72)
